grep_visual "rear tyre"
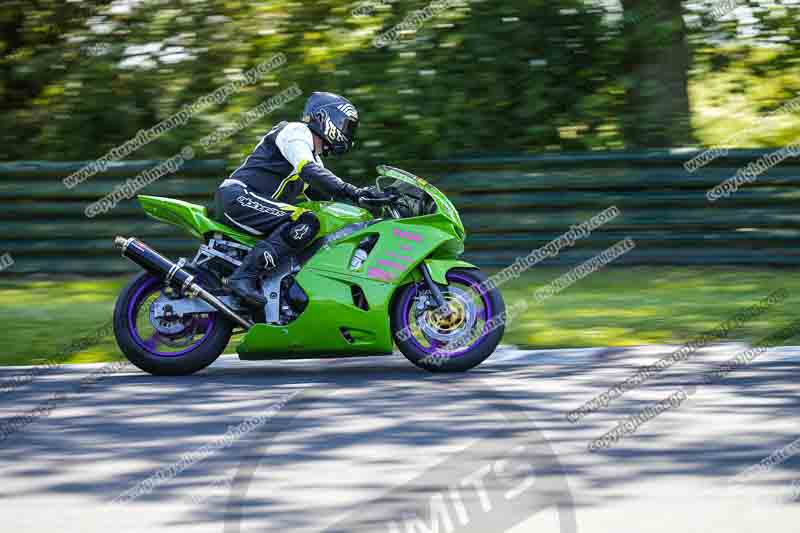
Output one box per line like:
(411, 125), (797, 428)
(113, 272), (233, 376)
(391, 268), (505, 372)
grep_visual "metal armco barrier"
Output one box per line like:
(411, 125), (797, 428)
(1, 149), (797, 273)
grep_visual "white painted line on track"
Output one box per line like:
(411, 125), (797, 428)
(1, 345), (798, 374)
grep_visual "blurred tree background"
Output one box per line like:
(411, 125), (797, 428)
(2, 0), (800, 360)
(1, 0), (798, 179)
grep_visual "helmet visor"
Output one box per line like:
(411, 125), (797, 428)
(341, 117), (358, 144)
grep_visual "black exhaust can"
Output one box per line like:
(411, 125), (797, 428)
(114, 236), (194, 291)
(113, 236), (255, 330)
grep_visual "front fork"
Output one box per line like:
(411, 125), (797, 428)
(419, 262), (448, 309)
(418, 262), (459, 324)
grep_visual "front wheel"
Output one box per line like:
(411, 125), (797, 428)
(113, 272), (233, 376)
(391, 268), (505, 372)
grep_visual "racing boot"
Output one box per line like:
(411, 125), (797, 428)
(226, 241), (278, 307)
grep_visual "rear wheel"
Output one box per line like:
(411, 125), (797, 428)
(391, 268), (505, 372)
(113, 272), (233, 376)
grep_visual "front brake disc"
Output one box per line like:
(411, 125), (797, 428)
(416, 286), (478, 344)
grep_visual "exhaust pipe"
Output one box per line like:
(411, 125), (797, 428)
(114, 236), (254, 330)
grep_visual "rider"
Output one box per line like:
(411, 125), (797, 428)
(215, 91), (386, 307)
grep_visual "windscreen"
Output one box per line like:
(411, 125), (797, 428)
(376, 176), (437, 218)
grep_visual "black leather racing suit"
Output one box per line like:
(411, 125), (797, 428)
(214, 120), (359, 254)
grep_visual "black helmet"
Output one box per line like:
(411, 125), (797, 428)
(302, 92), (359, 156)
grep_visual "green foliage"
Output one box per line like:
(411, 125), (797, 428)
(1, 0), (799, 172)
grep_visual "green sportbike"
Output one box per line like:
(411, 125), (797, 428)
(112, 165), (505, 375)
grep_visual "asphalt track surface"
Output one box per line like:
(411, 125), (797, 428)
(1, 344), (799, 532)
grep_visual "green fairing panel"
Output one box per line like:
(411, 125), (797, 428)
(138, 195), (259, 245)
(302, 217), (457, 282)
(238, 219), (472, 358)
(237, 268), (396, 358)
(139, 195), (371, 246)
(296, 200), (373, 237)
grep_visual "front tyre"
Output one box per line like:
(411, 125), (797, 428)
(113, 272), (233, 376)
(391, 268), (505, 372)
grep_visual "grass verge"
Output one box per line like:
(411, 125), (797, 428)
(0, 267), (796, 366)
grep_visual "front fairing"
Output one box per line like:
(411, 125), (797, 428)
(375, 165), (465, 240)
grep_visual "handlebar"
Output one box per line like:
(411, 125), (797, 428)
(357, 194), (399, 207)
(358, 193), (401, 219)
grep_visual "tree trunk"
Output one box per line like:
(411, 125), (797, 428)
(620, 0), (695, 148)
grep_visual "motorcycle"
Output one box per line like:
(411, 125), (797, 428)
(112, 165), (505, 375)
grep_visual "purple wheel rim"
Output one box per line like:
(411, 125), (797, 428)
(127, 276), (216, 358)
(399, 272), (493, 360)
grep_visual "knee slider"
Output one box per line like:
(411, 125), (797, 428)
(281, 211), (320, 249)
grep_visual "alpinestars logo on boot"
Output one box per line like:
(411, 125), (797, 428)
(263, 251), (276, 269)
